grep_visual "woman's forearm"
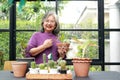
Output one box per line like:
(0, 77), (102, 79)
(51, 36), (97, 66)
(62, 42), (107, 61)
(29, 45), (46, 56)
(29, 39), (53, 56)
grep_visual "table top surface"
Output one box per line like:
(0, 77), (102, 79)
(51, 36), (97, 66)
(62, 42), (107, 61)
(0, 70), (120, 80)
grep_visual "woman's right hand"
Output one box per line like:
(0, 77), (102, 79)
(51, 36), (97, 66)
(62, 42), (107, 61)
(29, 39), (53, 56)
(43, 39), (53, 48)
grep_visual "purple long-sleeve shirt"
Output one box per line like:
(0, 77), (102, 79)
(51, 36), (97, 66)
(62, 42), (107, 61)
(25, 32), (60, 64)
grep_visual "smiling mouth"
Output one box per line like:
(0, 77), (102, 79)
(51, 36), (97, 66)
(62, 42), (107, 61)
(46, 26), (53, 30)
(47, 25), (52, 28)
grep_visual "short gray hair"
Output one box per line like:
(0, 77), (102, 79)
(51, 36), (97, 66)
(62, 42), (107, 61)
(40, 11), (60, 36)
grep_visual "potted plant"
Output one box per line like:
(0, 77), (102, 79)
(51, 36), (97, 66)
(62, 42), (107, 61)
(29, 61), (39, 74)
(38, 63), (48, 74)
(57, 32), (70, 58)
(38, 53), (48, 74)
(47, 53), (57, 74)
(12, 61), (28, 77)
(72, 38), (97, 77)
(16, 57), (35, 73)
(57, 57), (67, 74)
(48, 60), (57, 74)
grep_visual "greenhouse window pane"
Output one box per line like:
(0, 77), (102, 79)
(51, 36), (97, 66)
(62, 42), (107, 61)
(0, 1), (9, 29)
(0, 32), (9, 61)
(105, 31), (120, 62)
(59, 31), (99, 59)
(16, 1), (56, 30)
(58, 1), (98, 29)
(104, 0), (120, 29)
(16, 32), (34, 58)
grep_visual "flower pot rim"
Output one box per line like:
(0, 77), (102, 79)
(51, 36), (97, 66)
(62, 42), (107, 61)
(72, 58), (92, 63)
(12, 62), (28, 65)
(72, 57), (91, 60)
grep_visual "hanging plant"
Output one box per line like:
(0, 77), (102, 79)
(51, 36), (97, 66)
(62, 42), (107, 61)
(0, 0), (26, 13)
(0, 0), (49, 13)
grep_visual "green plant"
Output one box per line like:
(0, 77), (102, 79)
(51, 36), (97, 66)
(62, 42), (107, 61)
(57, 58), (66, 70)
(47, 53), (57, 68)
(43, 53), (46, 64)
(30, 61), (36, 68)
(38, 53), (47, 69)
(59, 60), (66, 70)
(1, 0), (26, 13)
(38, 53), (48, 70)
(59, 32), (66, 42)
(48, 60), (56, 68)
(16, 32), (32, 58)
(73, 38), (97, 58)
(0, 51), (3, 67)
(39, 63), (47, 69)
(59, 32), (70, 43)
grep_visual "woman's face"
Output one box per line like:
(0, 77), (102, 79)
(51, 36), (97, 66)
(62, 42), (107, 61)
(43, 15), (56, 33)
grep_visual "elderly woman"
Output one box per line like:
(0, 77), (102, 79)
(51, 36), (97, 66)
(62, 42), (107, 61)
(25, 11), (68, 64)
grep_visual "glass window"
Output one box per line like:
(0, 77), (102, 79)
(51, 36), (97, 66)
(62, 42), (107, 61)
(105, 32), (120, 62)
(16, 32), (34, 58)
(16, 1), (56, 30)
(0, 32), (9, 61)
(58, 1), (98, 29)
(104, 0), (120, 29)
(59, 31), (99, 59)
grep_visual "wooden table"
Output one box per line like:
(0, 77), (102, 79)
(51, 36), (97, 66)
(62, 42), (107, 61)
(0, 71), (120, 80)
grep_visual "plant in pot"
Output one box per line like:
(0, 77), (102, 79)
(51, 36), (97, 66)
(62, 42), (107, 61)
(57, 57), (67, 74)
(48, 59), (57, 74)
(72, 38), (97, 77)
(38, 53), (48, 74)
(29, 61), (39, 74)
(38, 63), (48, 74)
(47, 54), (57, 74)
(57, 32), (70, 58)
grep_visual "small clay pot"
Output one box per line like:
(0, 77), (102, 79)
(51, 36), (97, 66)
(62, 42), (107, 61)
(72, 58), (92, 77)
(12, 62), (28, 77)
(16, 57), (35, 72)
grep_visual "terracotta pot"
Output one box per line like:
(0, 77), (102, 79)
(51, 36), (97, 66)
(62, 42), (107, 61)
(12, 62), (28, 77)
(16, 57), (35, 72)
(56, 42), (70, 57)
(72, 58), (92, 77)
(57, 42), (70, 49)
